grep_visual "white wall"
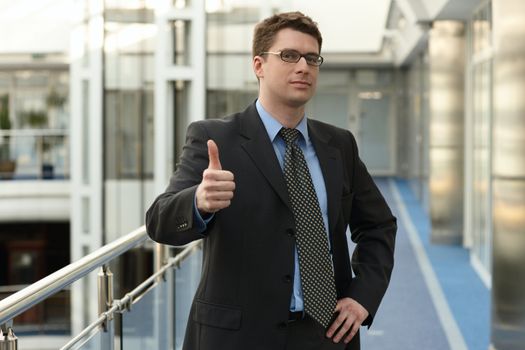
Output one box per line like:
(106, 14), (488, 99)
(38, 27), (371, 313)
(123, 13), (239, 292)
(0, 181), (70, 221)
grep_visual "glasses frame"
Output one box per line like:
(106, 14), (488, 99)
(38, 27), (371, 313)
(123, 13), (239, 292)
(259, 49), (324, 67)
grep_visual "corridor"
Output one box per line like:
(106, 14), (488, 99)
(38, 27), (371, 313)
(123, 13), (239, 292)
(360, 179), (490, 350)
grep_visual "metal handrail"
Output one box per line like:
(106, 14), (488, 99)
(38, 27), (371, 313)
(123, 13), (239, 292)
(60, 240), (201, 350)
(0, 226), (148, 325)
(0, 129), (69, 137)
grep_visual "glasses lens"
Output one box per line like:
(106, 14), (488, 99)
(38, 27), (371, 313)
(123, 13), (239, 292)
(307, 54), (323, 66)
(280, 50), (301, 63)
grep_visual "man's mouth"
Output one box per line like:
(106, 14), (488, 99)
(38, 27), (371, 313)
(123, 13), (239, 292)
(290, 80), (311, 86)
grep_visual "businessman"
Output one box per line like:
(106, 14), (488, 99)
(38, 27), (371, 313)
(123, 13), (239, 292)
(146, 11), (396, 350)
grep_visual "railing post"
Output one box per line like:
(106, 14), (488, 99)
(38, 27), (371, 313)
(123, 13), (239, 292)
(154, 243), (168, 281)
(98, 265), (114, 350)
(153, 242), (170, 348)
(0, 321), (18, 350)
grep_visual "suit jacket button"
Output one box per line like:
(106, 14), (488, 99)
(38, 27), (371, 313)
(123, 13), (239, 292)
(286, 228), (294, 236)
(283, 275), (292, 283)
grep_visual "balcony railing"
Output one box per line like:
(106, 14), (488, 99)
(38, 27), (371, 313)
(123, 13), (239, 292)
(0, 226), (202, 349)
(0, 129), (69, 180)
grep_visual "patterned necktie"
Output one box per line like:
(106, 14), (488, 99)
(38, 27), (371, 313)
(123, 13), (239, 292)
(279, 127), (337, 328)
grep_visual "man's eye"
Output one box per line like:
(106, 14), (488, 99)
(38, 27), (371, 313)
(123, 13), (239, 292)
(305, 55), (317, 63)
(282, 51), (299, 60)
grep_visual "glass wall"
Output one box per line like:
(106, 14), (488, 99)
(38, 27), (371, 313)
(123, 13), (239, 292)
(402, 53), (430, 208)
(469, 1), (493, 274)
(0, 69), (69, 180)
(103, 2), (157, 243)
(104, 6), (155, 180)
(355, 69), (397, 175)
(206, 3), (260, 118)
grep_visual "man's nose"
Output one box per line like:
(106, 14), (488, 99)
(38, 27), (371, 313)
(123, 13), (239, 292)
(296, 56), (310, 70)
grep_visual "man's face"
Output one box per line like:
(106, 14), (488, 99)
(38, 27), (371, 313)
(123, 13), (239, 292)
(254, 28), (320, 109)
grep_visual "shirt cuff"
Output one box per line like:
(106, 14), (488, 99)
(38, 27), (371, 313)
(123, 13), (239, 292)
(193, 194), (214, 233)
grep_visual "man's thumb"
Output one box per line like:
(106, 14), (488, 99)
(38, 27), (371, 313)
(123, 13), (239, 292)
(207, 139), (222, 170)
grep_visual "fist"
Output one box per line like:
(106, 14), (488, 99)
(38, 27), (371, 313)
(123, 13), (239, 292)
(196, 140), (235, 214)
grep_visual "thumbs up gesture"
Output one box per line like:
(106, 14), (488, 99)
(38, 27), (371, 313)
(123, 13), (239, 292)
(196, 140), (236, 215)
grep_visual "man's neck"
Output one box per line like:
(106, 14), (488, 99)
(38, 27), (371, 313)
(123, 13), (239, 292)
(258, 97), (306, 129)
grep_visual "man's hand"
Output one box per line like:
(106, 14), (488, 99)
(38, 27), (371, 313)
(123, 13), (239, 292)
(326, 298), (369, 344)
(196, 140), (235, 215)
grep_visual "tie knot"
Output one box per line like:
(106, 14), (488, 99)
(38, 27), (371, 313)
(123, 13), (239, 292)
(279, 128), (300, 145)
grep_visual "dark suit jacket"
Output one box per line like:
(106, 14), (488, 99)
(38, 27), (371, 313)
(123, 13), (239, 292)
(146, 102), (396, 350)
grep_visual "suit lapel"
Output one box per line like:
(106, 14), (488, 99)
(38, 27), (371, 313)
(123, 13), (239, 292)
(308, 121), (343, 235)
(239, 104), (292, 211)
(237, 104), (344, 227)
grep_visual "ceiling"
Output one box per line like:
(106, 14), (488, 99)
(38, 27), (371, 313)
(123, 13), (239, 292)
(0, 0), (394, 54)
(0, 0), (484, 57)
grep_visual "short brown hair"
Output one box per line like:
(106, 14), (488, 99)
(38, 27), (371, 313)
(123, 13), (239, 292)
(252, 11), (322, 58)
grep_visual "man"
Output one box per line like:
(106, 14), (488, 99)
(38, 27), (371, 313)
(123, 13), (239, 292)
(146, 11), (396, 350)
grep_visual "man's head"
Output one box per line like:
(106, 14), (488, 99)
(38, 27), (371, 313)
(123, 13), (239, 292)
(252, 11), (322, 58)
(252, 12), (323, 112)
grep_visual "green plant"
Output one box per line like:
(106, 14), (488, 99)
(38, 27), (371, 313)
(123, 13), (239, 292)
(46, 88), (66, 107)
(0, 94), (9, 130)
(0, 94), (12, 163)
(21, 110), (48, 128)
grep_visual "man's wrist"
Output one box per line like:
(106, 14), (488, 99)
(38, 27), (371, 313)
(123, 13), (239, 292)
(194, 194), (214, 230)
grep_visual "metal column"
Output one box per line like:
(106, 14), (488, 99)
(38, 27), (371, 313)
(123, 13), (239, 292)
(491, 0), (525, 348)
(428, 21), (465, 244)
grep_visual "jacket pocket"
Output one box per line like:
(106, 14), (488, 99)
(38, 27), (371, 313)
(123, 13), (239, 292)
(193, 299), (242, 330)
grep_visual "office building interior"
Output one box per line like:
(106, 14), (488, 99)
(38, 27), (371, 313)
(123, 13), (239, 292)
(0, 0), (524, 349)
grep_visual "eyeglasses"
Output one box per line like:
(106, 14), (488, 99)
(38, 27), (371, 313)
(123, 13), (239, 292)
(259, 49), (324, 67)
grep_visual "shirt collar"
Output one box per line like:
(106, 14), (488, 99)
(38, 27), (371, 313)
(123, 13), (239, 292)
(255, 99), (309, 143)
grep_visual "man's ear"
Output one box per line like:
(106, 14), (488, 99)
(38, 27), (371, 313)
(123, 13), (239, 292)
(253, 56), (264, 79)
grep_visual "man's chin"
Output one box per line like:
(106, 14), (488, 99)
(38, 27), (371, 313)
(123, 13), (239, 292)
(288, 94), (314, 108)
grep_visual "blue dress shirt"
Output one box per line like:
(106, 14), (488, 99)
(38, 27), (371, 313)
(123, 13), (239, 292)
(255, 100), (330, 312)
(193, 100), (330, 312)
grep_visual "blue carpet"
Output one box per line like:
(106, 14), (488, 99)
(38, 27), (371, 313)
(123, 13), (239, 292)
(359, 178), (449, 349)
(394, 179), (490, 350)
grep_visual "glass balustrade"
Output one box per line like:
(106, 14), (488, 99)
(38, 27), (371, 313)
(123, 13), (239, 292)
(122, 270), (172, 350)
(0, 226), (202, 350)
(72, 330), (105, 350)
(0, 131), (69, 180)
(120, 248), (202, 350)
(174, 246), (202, 348)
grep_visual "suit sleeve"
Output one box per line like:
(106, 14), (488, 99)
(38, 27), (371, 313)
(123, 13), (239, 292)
(344, 131), (397, 326)
(145, 121), (212, 246)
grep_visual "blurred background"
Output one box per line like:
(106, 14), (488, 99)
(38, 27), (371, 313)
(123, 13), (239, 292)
(0, 0), (524, 349)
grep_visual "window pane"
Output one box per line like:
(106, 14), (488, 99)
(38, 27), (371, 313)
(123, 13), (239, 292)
(172, 20), (191, 66)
